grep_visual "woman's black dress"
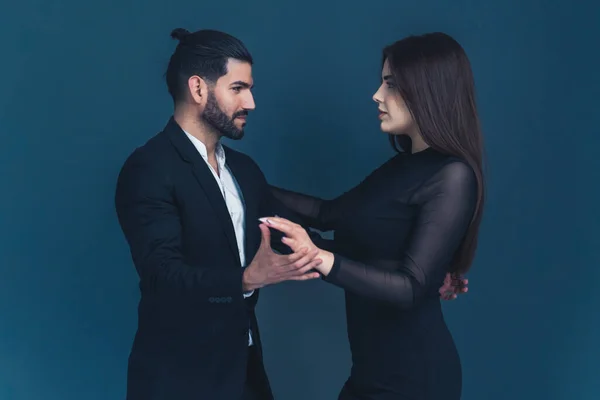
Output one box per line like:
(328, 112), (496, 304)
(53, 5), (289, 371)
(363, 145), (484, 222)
(270, 148), (477, 400)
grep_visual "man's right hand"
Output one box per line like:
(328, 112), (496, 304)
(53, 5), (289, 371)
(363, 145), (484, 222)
(242, 223), (322, 291)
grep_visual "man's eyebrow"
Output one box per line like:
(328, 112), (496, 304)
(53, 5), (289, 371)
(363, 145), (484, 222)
(230, 80), (253, 88)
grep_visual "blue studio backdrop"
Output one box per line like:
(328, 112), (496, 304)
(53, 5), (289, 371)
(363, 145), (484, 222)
(1, 1), (598, 399)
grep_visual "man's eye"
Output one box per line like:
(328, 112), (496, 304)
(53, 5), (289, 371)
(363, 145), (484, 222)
(232, 87), (242, 93)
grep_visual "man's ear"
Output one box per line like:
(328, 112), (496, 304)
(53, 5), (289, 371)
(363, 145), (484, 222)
(187, 75), (208, 105)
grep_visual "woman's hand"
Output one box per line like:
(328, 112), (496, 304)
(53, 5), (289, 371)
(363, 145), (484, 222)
(259, 216), (335, 275)
(439, 273), (469, 300)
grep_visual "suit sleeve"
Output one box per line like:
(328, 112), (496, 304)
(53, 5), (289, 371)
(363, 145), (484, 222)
(115, 153), (245, 304)
(322, 161), (478, 308)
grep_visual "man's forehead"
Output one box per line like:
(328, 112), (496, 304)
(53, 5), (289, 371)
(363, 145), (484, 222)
(222, 59), (253, 83)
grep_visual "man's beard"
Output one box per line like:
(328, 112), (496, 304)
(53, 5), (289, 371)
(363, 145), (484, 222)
(201, 90), (247, 140)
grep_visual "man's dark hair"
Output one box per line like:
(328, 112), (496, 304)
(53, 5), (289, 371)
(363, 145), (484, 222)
(165, 28), (253, 103)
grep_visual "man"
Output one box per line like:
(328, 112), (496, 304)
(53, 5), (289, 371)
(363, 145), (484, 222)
(115, 28), (467, 400)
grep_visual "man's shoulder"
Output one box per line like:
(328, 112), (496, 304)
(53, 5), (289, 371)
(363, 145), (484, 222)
(115, 132), (177, 195)
(121, 130), (172, 167)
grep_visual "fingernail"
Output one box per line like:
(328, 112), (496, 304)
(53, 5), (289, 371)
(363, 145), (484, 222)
(258, 217), (272, 224)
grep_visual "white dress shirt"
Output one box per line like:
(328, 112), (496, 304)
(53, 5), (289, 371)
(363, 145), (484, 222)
(184, 131), (254, 346)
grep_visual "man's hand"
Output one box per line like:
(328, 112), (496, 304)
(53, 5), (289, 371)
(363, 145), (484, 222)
(258, 217), (318, 255)
(257, 216), (335, 275)
(439, 273), (468, 300)
(242, 223), (322, 291)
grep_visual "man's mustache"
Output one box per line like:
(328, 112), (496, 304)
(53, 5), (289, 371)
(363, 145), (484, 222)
(232, 111), (248, 119)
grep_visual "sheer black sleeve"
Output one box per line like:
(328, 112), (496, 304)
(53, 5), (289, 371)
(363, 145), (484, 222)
(269, 186), (326, 229)
(323, 161), (478, 308)
(269, 157), (399, 231)
(270, 182), (366, 232)
(262, 184), (336, 254)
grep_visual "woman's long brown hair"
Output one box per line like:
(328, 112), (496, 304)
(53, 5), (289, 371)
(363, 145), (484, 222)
(384, 32), (485, 274)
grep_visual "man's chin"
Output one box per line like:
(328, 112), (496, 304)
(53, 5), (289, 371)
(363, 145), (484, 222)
(223, 130), (244, 140)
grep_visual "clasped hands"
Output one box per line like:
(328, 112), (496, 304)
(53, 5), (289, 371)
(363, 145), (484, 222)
(241, 219), (323, 292)
(250, 216), (468, 300)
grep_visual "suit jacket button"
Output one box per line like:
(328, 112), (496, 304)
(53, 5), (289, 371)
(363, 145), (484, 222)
(208, 297), (215, 303)
(226, 296), (232, 303)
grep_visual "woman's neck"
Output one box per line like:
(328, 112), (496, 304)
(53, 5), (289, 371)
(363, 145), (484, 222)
(409, 134), (429, 154)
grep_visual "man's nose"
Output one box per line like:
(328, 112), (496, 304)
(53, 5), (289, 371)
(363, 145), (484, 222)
(243, 93), (256, 110)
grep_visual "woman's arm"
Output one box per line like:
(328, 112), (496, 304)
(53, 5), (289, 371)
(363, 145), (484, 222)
(269, 180), (369, 232)
(263, 184), (337, 254)
(269, 186), (326, 230)
(264, 161), (477, 308)
(269, 157), (400, 231)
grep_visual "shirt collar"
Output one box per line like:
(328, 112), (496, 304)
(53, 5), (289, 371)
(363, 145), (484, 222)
(183, 130), (226, 166)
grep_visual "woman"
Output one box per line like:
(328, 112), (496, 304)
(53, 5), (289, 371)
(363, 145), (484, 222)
(261, 32), (484, 400)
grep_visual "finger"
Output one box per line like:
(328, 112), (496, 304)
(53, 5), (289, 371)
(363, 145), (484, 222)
(283, 248), (319, 272)
(293, 256), (323, 275)
(455, 280), (468, 290)
(258, 223), (271, 250)
(286, 271), (321, 281)
(260, 217), (296, 237)
(451, 275), (467, 285)
(262, 216), (298, 228)
(281, 236), (297, 250)
(281, 247), (309, 265)
(284, 246), (315, 265)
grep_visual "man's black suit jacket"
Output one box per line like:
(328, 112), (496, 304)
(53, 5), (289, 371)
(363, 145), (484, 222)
(115, 118), (301, 400)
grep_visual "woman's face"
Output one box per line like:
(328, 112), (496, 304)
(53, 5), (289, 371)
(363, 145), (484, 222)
(372, 59), (416, 136)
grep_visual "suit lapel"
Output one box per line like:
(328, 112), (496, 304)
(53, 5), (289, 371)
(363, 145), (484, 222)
(224, 147), (261, 261)
(191, 160), (241, 263)
(165, 118), (240, 262)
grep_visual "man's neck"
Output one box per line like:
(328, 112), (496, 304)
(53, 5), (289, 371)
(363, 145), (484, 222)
(174, 109), (220, 157)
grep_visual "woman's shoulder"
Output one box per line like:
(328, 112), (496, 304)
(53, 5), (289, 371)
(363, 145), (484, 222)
(404, 150), (476, 199)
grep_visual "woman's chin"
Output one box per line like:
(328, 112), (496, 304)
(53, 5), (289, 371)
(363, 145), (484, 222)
(378, 123), (392, 133)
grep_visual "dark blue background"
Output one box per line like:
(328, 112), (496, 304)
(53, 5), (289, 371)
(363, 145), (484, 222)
(1, 1), (597, 399)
